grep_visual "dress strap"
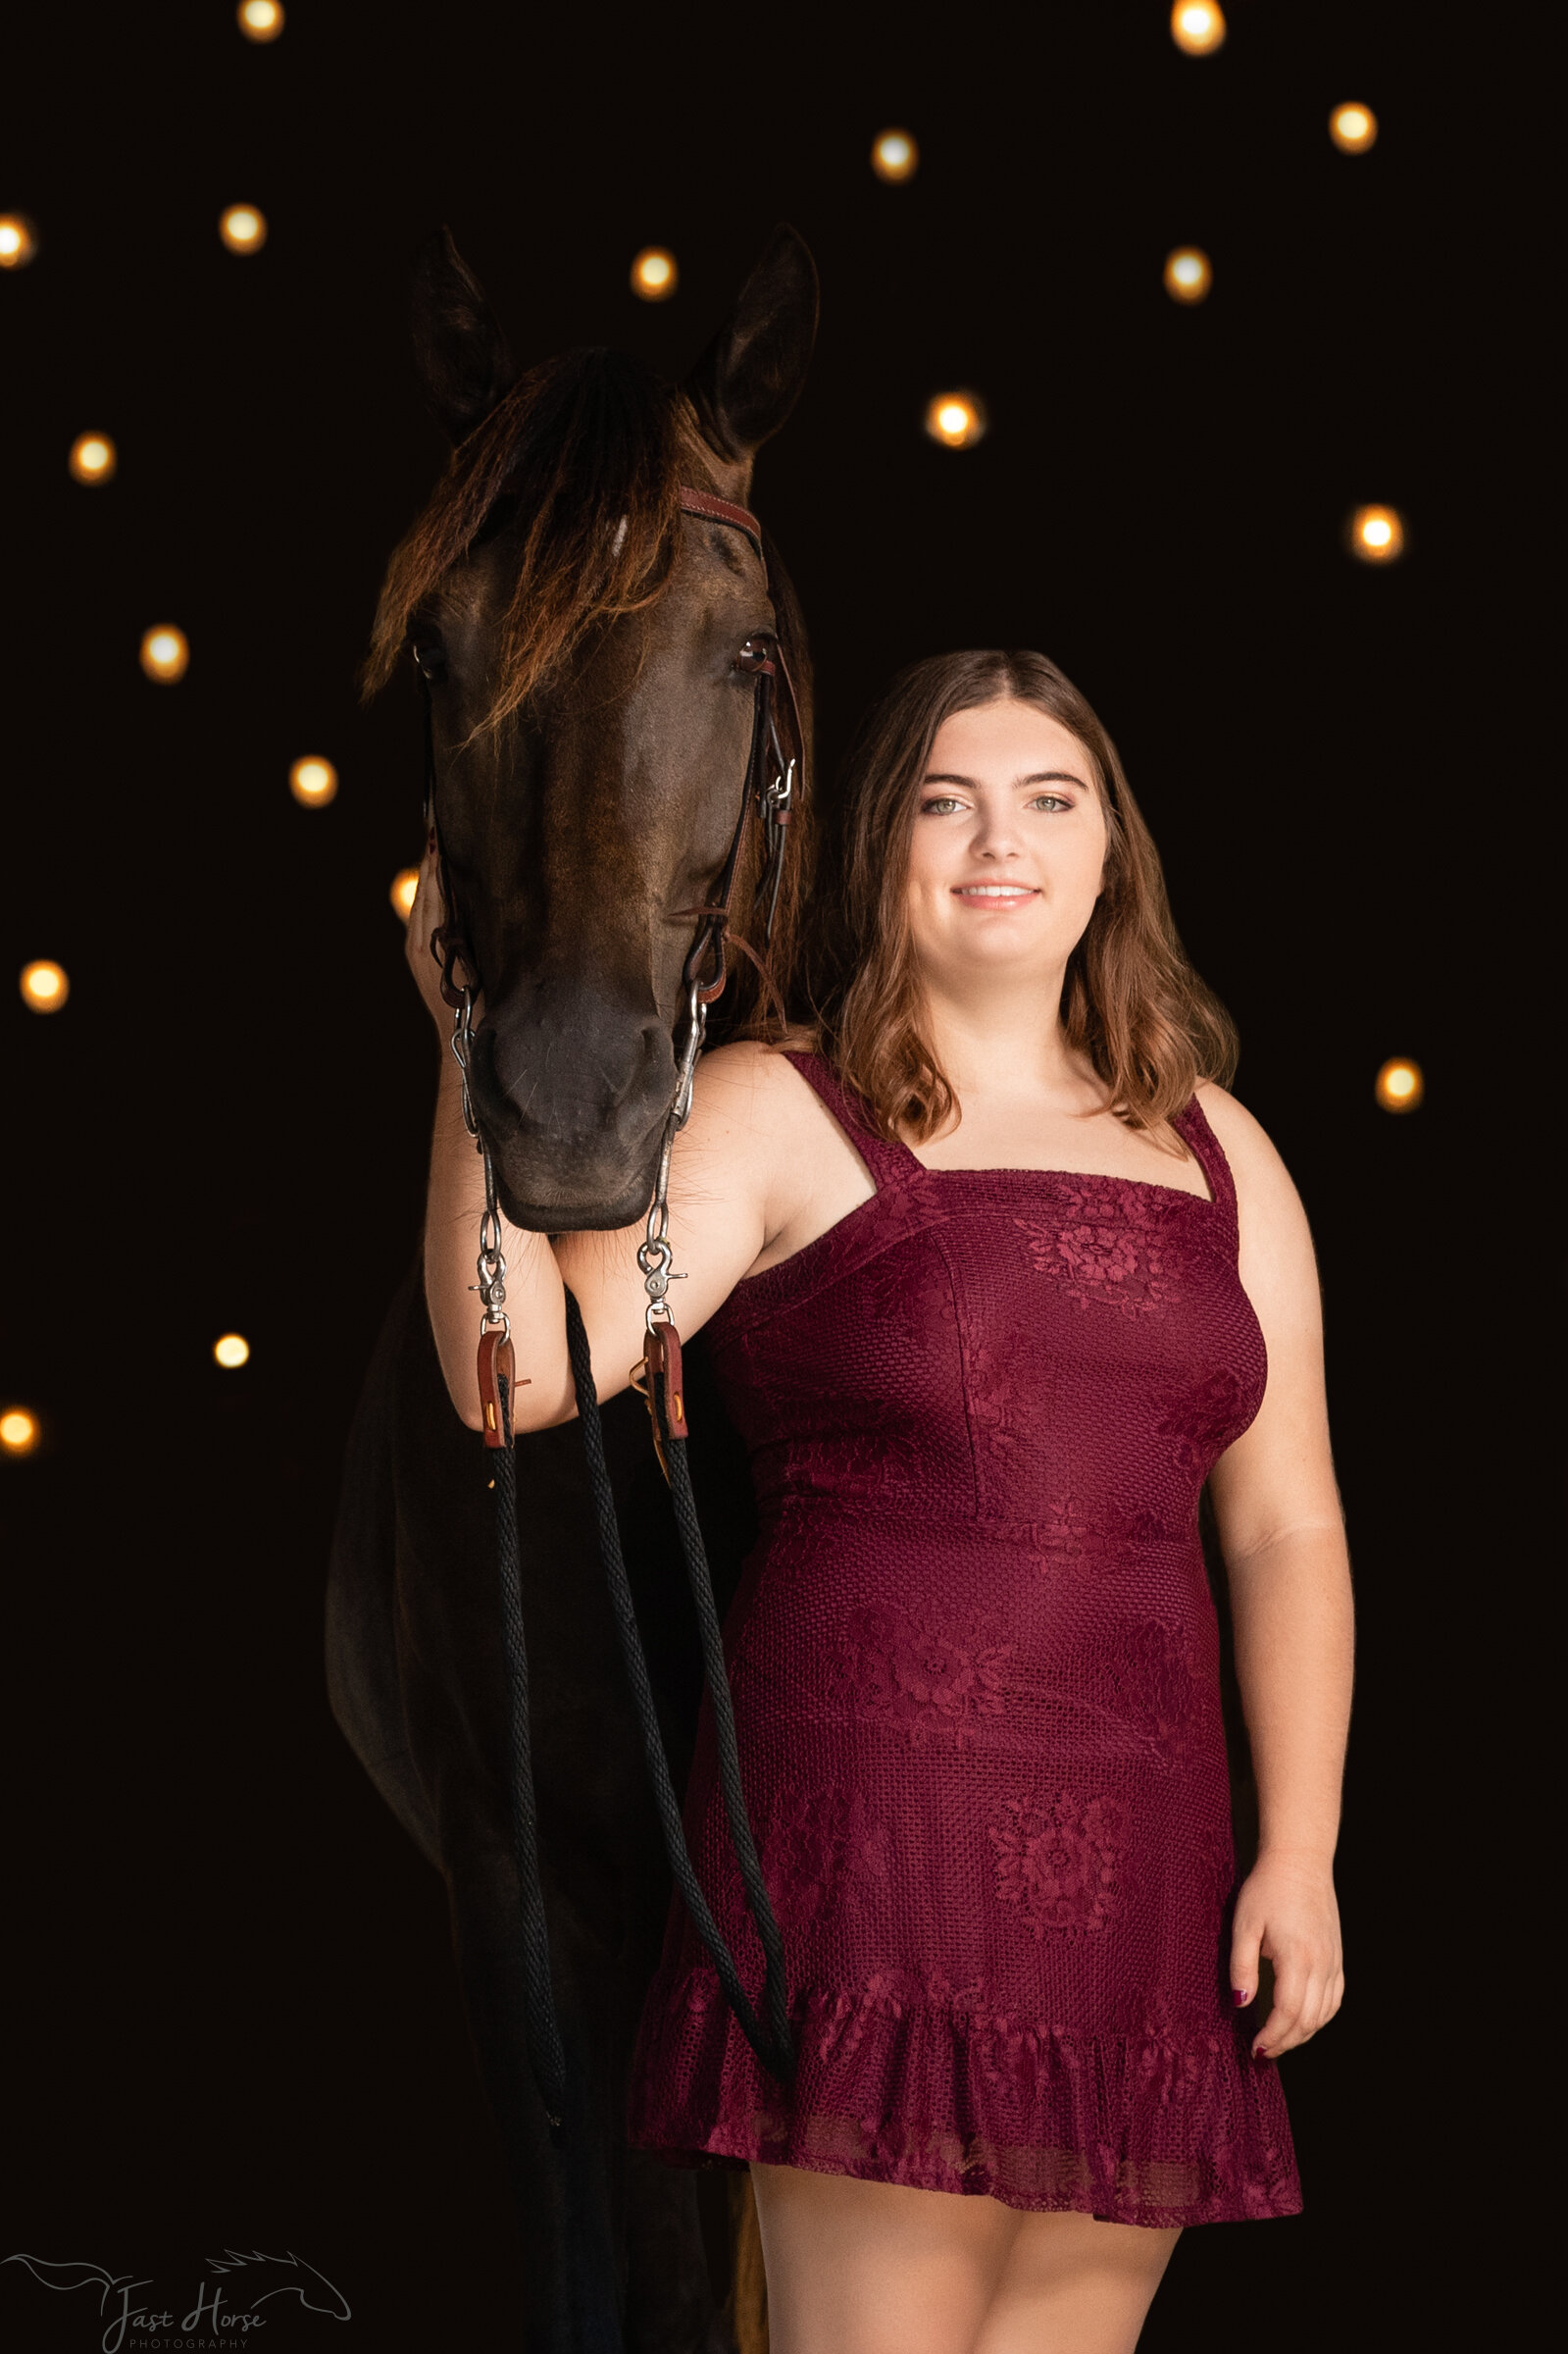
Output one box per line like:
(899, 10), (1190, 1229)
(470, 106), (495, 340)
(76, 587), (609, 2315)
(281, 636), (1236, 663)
(1173, 1092), (1240, 1245)
(779, 1050), (923, 1189)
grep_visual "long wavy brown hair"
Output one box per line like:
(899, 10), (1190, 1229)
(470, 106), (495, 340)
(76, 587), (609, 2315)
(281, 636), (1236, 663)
(772, 648), (1238, 1141)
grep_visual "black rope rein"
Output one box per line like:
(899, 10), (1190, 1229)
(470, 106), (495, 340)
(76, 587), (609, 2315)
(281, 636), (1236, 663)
(491, 1368), (569, 2138)
(562, 1288), (795, 2087)
(485, 1303), (797, 2147)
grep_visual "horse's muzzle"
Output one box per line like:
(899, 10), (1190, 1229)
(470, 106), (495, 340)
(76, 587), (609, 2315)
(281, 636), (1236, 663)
(466, 996), (674, 1231)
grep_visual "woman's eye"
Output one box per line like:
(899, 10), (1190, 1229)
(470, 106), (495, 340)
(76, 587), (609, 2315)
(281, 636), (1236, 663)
(1029, 793), (1071, 811)
(920, 796), (965, 815)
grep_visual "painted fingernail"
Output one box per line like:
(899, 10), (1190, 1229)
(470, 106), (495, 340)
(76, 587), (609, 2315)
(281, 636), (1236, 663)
(1232, 1988), (1251, 2007)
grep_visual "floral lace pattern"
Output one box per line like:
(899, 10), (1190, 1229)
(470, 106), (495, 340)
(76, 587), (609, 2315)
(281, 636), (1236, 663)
(1014, 1179), (1189, 1316)
(1091, 1618), (1205, 1767)
(829, 1602), (1016, 1746)
(629, 1058), (1295, 2226)
(1031, 1496), (1171, 1575)
(760, 1782), (891, 1931)
(1155, 1367), (1250, 1474)
(988, 1791), (1130, 1939)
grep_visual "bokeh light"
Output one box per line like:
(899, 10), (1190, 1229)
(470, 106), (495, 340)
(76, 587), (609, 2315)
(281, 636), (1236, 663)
(1, 1408), (40, 1458)
(390, 867), (420, 921)
(1163, 246), (1212, 304)
(140, 625), (190, 681)
(925, 392), (986, 450)
(1330, 103), (1378, 154)
(20, 960), (70, 1013)
(1348, 505), (1405, 563)
(0, 215), (38, 269)
(214, 1333), (251, 1368)
(69, 432), (117, 485)
(290, 756), (338, 807)
(219, 205), (268, 254)
(1375, 1057), (1424, 1112)
(871, 129), (919, 182)
(630, 247), (677, 301)
(1170, 2), (1226, 54)
(237, 0), (285, 36)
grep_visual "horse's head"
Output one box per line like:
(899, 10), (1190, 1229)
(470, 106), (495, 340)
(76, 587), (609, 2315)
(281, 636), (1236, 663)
(365, 227), (818, 1231)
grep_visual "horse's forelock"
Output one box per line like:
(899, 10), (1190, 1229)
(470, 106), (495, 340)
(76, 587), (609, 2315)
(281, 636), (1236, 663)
(362, 347), (683, 720)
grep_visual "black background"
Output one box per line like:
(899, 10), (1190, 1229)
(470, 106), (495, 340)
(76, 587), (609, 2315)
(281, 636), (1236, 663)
(2, 4), (1529, 2346)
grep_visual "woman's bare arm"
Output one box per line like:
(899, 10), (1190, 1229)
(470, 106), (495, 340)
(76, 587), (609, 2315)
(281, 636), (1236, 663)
(1199, 1083), (1354, 2063)
(408, 839), (789, 1432)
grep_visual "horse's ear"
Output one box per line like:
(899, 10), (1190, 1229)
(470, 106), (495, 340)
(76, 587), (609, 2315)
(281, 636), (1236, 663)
(685, 224), (819, 462)
(411, 227), (518, 444)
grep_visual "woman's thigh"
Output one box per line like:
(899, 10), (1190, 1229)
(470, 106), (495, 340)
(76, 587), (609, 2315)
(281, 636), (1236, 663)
(749, 2160), (1022, 2354)
(974, 2211), (1182, 2354)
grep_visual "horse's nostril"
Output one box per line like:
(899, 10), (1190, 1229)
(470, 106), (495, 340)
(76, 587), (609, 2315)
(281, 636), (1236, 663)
(476, 995), (674, 1149)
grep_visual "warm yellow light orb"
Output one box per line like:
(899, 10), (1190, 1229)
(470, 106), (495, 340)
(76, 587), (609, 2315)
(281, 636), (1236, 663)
(214, 1332), (251, 1368)
(1171, 1), (1226, 55)
(1349, 505), (1404, 563)
(1163, 246), (1212, 304)
(237, 0), (285, 37)
(21, 959), (70, 1012)
(925, 392), (986, 450)
(871, 128), (919, 182)
(220, 205), (268, 254)
(69, 432), (117, 484)
(290, 756), (338, 807)
(631, 247), (678, 301)
(1, 1408), (40, 1457)
(391, 866), (421, 921)
(1375, 1057), (1423, 1112)
(0, 214), (38, 269)
(140, 625), (190, 681)
(1330, 103), (1378, 154)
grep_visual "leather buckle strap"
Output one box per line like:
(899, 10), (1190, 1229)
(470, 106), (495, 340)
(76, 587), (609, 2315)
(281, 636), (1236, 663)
(678, 486), (767, 578)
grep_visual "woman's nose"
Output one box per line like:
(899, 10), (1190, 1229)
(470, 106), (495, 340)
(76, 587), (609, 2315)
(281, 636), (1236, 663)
(969, 815), (1023, 856)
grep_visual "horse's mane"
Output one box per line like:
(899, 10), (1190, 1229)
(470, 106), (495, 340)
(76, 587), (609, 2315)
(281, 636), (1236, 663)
(361, 346), (683, 728)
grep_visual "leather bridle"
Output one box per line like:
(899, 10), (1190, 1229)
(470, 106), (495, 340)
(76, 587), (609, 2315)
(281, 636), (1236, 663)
(416, 484), (803, 1030)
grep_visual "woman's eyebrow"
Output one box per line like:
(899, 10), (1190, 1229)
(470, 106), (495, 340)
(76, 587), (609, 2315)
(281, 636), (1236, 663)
(921, 769), (1092, 790)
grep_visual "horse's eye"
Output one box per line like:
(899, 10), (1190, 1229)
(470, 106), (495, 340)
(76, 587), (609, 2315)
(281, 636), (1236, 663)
(410, 640), (447, 682)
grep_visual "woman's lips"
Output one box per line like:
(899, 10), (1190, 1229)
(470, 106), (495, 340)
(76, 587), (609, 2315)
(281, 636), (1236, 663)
(951, 884), (1038, 902)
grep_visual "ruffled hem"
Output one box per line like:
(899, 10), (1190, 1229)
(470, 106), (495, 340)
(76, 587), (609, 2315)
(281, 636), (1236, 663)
(629, 1965), (1302, 2228)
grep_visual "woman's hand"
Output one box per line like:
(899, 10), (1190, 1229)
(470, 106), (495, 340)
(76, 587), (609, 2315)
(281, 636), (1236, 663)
(1230, 1851), (1344, 2061)
(405, 833), (454, 1034)
(406, 834), (486, 1036)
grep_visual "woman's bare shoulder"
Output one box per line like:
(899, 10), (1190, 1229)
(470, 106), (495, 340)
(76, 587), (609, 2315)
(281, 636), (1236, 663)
(1194, 1081), (1314, 1250)
(683, 1038), (819, 1151)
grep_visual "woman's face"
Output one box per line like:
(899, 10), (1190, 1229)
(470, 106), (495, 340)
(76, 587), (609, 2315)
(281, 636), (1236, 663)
(904, 697), (1109, 993)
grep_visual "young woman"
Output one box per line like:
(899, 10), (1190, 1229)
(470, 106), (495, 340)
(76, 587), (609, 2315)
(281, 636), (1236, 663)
(412, 649), (1352, 2354)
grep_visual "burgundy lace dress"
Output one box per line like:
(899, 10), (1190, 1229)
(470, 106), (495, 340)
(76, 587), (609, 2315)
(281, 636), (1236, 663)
(627, 1050), (1300, 2226)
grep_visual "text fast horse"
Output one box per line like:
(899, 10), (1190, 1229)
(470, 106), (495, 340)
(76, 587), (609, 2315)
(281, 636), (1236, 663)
(326, 225), (818, 2349)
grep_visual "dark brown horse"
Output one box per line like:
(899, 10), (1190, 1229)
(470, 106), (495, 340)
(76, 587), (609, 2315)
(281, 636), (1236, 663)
(326, 227), (817, 2349)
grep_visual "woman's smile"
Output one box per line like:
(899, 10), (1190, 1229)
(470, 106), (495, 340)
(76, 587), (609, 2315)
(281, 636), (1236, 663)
(951, 882), (1039, 903)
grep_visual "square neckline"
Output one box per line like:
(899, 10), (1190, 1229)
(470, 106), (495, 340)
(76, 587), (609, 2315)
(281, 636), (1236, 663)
(731, 1054), (1222, 1295)
(781, 1049), (1220, 1207)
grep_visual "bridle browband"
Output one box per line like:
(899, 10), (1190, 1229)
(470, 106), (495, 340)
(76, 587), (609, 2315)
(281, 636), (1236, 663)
(416, 484), (802, 1029)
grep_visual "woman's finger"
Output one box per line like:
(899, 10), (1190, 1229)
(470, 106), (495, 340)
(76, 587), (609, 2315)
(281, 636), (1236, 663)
(1252, 1949), (1307, 2060)
(1229, 1908), (1263, 2013)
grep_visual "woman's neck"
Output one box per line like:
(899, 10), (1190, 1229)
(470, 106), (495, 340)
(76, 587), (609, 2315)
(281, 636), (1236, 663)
(918, 971), (1099, 1112)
